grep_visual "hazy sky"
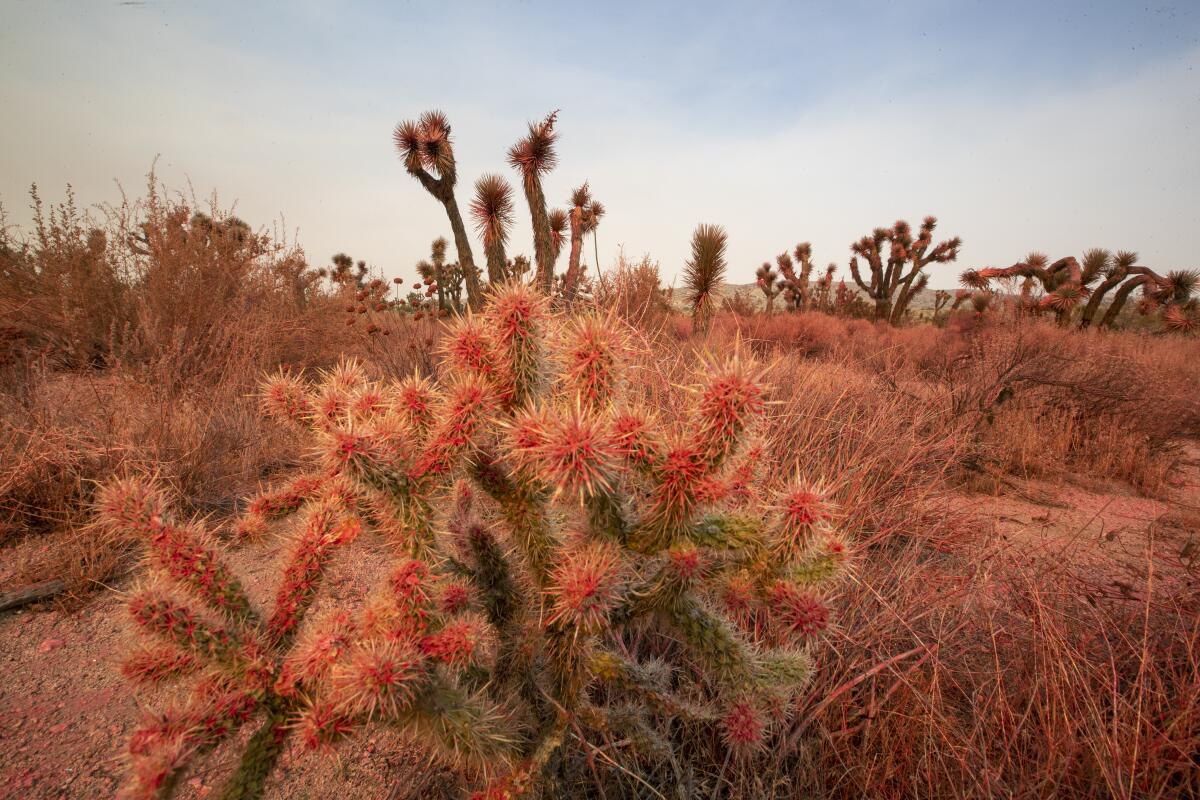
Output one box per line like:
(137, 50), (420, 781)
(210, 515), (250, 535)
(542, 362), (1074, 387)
(2, 1), (1198, 289)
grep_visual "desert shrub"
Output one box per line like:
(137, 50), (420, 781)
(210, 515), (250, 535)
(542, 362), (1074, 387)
(925, 320), (1200, 493)
(0, 179), (395, 597)
(1, 178), (324, 381)
(0, 187), (131, 369)
(592, 249), (672, 327)
(795, 522), (1200, 800)
(98, 285), (855, 799)
(713, 311), (851, 359)
(720, 287), (759, 317)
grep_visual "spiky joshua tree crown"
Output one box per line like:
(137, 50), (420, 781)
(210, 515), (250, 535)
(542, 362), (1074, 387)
(97, 284), (852, 799)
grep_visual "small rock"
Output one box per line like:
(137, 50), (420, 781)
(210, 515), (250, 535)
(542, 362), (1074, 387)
(38, 638), (66, 654)
(49, 722), (68, 734)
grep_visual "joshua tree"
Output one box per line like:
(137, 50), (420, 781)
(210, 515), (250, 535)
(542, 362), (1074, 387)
(812, 263), (837, 312)
(683, 223), (729, 333)
(1153, 271), (1200, 333)
(933, 289), (951, 320)
(507, 254), (532, 282)
(562, 183), (605, 301)
(590, 200), (606, 283)
(393, 111), (482, 309)
(849, 216), (961, 324)
(960, 252), (1088, 325)
(468, 174), (516, 286)
(755, 262), (782, 314)
(548, 208), (568, 272)
(783, 244), (813, 310)
(961, 250), (1197, 331)
(424, 237), (450, 311)
(329, 253), (368, 290)
(443, 261), (466, 311)
(507, 111), (560, 293)
(101, 286), (851, 798)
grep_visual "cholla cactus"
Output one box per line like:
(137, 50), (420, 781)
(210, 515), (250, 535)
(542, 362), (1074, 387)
(849, 216), (961, 324)
(393, 111), (482, 309)
(101, 285), (851, 797)
(755, 262), (782, 314)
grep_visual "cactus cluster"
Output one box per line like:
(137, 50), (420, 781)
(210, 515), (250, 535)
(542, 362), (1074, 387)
(99, 284), (851, 798)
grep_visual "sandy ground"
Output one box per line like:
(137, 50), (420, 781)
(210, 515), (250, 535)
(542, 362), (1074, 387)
(1, 449), (1197, 799)
(0, 521), (465, 800)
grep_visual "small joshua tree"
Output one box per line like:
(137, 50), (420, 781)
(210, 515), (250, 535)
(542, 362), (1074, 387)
(932, 289), (951, 321)
(849, 216), (961, 324)
(778, 244), (811, 311)
(507, 112), (560, 293)
(811, 262), (838, 312)
(393, 111), (483, 309)
(328, 253), (368, 290)
(418, 237), (451, 312)
(547, 207), (569, 279)
(469, 174), (516, 286)
(507, 254), (532, 282)
(755, 262), (782, 314)
(683, 223), (728, 333)
(102, 284), (851, 798)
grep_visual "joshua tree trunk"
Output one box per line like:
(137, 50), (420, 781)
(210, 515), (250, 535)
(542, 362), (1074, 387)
(890, 282), (917, 324)
(528, 185), (554, 293)
(874, 296), (891, 322)
(563, 207), (586, 301)
(394, 112), (483, 310)
(484, 240), (508, 285)
(1099, 275), (1153, 329)
(593, 229), (601, 283)
(443, 200), (480, 307)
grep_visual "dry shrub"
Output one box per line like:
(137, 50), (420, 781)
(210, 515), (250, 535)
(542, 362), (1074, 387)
(0, 179), (429, 597)
(933, 320), (1200, 493)
(0, 187), (131, 369)
(0, 361), (297, 592)
(791, 528), (1200, 800)
(719, 286), (759, 317)
(592, 249), (672, 327)
(763, 354), (965, 545)
(713, 311), (851, 358)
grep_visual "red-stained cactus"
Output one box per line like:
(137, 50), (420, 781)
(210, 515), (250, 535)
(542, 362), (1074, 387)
(99, 283), (851, 799)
